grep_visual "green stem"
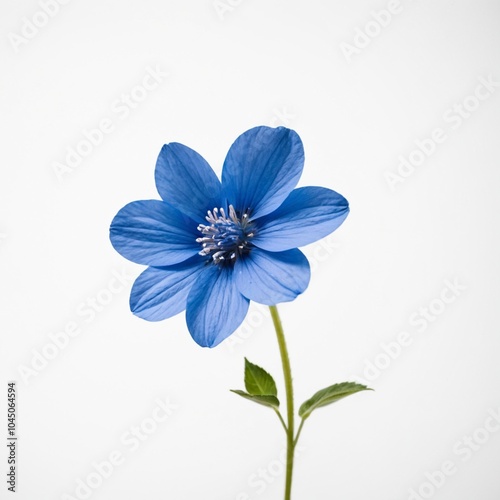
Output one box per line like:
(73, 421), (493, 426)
(269, 305), (295, 500)
(274, 409), (288, 434)
(294, 418), (305, 447)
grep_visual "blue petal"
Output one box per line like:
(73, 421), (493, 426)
(221, 126), (304, 219)
(130, 256), (206, 321)
(234, 248), (310, 305)
(252, 187), (349, 252)
(155, 143), (222, 222)
(186, 265), (250, 347)
(110, 200), (200, 266)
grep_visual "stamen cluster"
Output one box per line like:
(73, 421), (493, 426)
(196, 205), (254, 264)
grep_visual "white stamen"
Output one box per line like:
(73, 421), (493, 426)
(196, 205), (255, 264)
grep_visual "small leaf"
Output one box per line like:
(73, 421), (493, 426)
(230, 390), (280, 410)
(299, 382), (372, 420)
(244, 358), (278, 397)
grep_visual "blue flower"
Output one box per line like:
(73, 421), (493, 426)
(110, 126), (349, 347)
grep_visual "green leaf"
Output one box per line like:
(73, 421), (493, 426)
(244, 358), (278, 397)
(230, 390), (280, 410)
(298, 382), (372, 420)
(230, 359), (280, 411)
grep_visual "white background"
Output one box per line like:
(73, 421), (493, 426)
(1, 0), (500, 499)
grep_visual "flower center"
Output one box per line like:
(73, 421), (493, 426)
(196, 205), (254, 264)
